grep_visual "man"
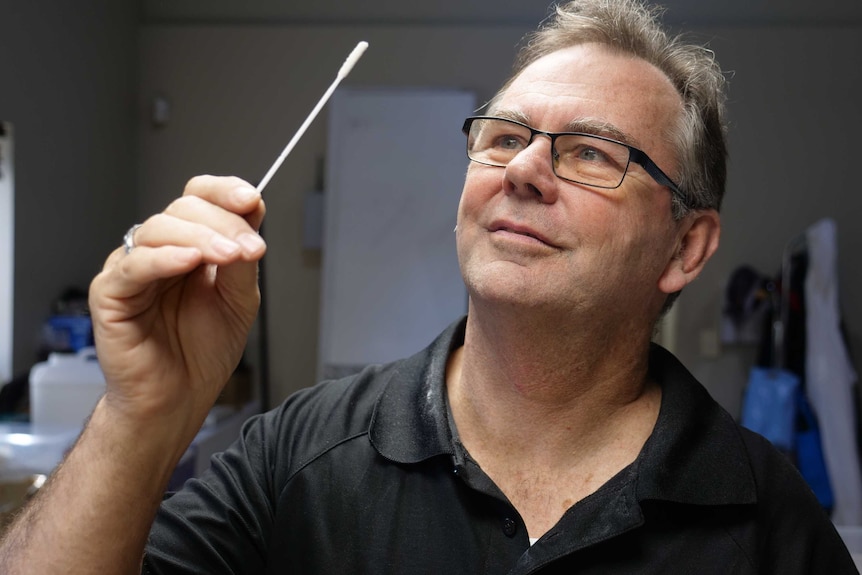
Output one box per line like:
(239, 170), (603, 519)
(1, 0), (856, 573)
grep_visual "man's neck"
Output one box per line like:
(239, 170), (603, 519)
(446, 306), (660, 468)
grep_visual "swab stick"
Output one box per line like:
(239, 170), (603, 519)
(256, 41), (369, 193)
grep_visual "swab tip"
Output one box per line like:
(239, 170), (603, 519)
(338, 41), (369, 78)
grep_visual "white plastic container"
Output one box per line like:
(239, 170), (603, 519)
(0, 422), (79, 476)
(29, 347), (106, 428)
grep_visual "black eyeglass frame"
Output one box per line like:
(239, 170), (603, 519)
(462, 116), (688, 206)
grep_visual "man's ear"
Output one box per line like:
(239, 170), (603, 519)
(658, 209), (721, 295)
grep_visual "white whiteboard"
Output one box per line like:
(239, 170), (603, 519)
(0, 123), (13, 383)
(319, 88), (475, 378)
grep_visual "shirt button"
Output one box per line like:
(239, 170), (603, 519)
(502, 517), (517, 537)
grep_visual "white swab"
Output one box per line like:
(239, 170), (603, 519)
(256, 41), (369, 194)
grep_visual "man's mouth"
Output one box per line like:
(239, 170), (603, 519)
(490, 221), (556, 247)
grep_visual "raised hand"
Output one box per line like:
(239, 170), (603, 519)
(89, 175), (266, 440)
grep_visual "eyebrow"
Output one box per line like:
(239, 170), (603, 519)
(491, 109), (640, 148)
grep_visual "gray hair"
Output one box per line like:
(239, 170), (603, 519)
(490, 0), (728, 219)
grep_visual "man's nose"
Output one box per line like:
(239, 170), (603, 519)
(502, 136), (560, 203)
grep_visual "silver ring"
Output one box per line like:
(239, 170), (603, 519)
(123, 224), (143, 254)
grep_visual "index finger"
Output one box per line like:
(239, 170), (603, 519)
(183, 175), (265, 229)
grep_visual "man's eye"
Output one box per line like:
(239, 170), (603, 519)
(494, 135), (524, 150)
(577, 146), (607, 163)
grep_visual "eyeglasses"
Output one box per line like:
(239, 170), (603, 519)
(462, 116), (686, 205)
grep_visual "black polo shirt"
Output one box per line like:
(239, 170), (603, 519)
(145, 318), (857, 574)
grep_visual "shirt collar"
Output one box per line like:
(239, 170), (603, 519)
(635, 343), (757, 506)
(369, 317), (757, 506)
(368, 318), (465, 463)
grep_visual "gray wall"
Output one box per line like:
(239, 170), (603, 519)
(137, 24), (862, 410)
(3, 1), (860, 417)
(0, 0), (139, 375)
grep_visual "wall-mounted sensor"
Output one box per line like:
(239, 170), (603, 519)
(152, 95), (171, 128)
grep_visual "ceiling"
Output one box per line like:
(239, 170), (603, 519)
(142, 0), (862, 28)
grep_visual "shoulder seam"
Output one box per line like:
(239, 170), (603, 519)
(280, 430), (371, 491)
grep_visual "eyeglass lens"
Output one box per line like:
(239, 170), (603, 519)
(466, 117), (632, 189)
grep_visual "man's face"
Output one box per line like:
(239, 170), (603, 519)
(456, 43), (688, 322)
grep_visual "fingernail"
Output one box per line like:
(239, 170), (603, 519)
(238, 232), (265, 253)
(212, 236), (241, 257)
(233, 186), (259, 203)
